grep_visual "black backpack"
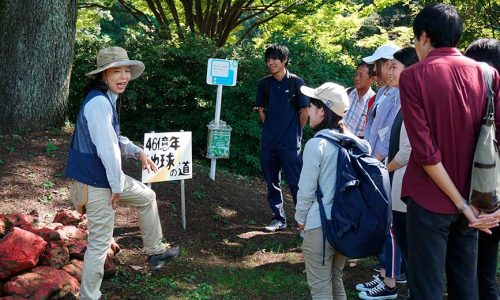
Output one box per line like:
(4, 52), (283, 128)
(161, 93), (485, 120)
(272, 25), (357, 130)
(262, 73), (301, 110)
(316, 135), (392, 259)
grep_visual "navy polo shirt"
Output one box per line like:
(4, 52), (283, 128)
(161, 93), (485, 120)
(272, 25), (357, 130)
(256, 70), (309, 150)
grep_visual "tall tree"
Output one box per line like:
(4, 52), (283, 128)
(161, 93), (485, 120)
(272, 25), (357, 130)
(0, 0), (77, 134)
(79, 0), (304, 47)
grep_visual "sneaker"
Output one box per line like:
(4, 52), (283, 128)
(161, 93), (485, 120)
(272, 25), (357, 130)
(358, 282), (397, 300)
(264, 220), (287, 232)
(148, 245), (180, 271)
(372, 263), (382, 273)
(356, 274), (383, 292)
(396, 272), (407, 284)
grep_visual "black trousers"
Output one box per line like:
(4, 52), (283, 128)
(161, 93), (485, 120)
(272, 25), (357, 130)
(406, 198), (479, 300)
(478, 226), (500, 300)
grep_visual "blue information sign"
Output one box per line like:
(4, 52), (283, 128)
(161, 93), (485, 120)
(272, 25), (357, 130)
(206, 59), (238, 86)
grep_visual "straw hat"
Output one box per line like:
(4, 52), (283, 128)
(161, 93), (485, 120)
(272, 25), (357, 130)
(85, 47), (145, 80)
(300, 82), (349, 117)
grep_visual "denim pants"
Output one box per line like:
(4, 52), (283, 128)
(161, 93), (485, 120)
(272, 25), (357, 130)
(406, 198), (479, 300)
(477, 226), (499, 300)
(260, 148), (302, 223)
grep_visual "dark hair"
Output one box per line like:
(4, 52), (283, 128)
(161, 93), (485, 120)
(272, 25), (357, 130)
(310, 98), (343, 133)
(83, 77), (108, 96)
(264, 44), (289, 66)
(464, 38), (500, 73)
(393, 47), (419, 67)
(357, 61), (375, 77)
(413, 4), (463, 48)
(374, 59), (389, 79)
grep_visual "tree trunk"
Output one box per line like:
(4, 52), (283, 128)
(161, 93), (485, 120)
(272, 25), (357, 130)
(0, 0), (77, 134)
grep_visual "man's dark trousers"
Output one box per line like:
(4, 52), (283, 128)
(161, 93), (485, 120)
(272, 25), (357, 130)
(260, 148), (302, 223)
(406, 198), (478, 300)
(477, 227), (500, 299)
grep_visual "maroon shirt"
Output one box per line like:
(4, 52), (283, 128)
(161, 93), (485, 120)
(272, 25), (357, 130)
(400, 48), (500, 214)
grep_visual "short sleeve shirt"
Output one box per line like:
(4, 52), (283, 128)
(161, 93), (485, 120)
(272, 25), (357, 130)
(343, 88), (375, 137)
(256, 70), (309, 150)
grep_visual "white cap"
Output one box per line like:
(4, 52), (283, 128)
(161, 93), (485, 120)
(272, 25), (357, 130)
(363, 43), (401, 64)
(300, 82), (349, 117)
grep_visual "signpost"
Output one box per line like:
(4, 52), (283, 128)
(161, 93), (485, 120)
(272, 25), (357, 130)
(206, 59), (238, 180)
(142, 131), (192, 229)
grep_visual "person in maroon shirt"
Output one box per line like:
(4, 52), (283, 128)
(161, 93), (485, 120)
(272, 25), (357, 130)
(399, 4), (500, 300)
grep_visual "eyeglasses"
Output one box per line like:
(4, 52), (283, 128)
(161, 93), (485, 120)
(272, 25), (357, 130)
(408, 36), (415, 46)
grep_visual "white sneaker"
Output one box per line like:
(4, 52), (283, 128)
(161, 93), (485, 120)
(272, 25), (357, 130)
(356, 274), (383, 292)
(264, 220), (287, 232)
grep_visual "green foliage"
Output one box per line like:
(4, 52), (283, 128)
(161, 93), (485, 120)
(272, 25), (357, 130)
(46, 142), (58, 154)
(41, 180), (55, 189)
(71, 0), (496, 176)
(38, 194), (53, 205)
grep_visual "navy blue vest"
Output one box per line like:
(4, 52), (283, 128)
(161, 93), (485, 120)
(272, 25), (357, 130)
(65, 90), (120, 188)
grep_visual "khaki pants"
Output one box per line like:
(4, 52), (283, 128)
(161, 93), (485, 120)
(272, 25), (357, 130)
(71, 175), (165, 300)
(302, 227), (346, 300)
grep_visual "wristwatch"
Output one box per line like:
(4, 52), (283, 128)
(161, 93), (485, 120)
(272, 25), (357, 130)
(457, 202), (470, 213)
(134, 151), (143, 160)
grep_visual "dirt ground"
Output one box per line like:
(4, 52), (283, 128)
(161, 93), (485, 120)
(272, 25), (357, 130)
(0, 130), (410, 299)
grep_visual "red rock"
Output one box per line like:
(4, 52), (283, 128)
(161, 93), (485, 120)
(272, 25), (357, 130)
(103, 251), (117, 278)
(0, 216), (8, 237)
(0, 228), (47, 280)
(22, 226), (58, 243)
(0, 296), (28, 300)
(44, 222), (64, 230)
(39, 241), (70, 269)
(62, 259), (83, 282)
(110, 238), (120, 255)
(68, 240), (87, 260)
(2, 214), (36, 229)
(53, 210), (83, 226)
(3, 266), (79, 299)
(53, 226), (88, 247)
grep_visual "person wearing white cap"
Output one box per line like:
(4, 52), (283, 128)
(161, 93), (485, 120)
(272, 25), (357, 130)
(295, 82), (371, 300)
(362, 43), (401, 162)
(65, 47), (179, 299)
(353, 43), (402, 300)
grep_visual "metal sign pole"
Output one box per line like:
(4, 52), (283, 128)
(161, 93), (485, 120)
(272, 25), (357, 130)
(180, 130), (186, 229)
(209, 85), (223, 180)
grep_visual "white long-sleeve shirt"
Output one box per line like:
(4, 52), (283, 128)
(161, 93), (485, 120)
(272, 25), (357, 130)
(84, 90), (142, 193)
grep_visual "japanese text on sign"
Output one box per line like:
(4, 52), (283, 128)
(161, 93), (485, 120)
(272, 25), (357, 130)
(141, 132), (192, 183)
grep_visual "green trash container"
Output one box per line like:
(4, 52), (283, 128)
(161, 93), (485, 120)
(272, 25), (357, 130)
(207, 120), (232, 159)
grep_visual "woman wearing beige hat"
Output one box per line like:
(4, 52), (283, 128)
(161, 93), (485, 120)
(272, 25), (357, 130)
(65, 47), (179, 300)
(295, 82), (371, 300)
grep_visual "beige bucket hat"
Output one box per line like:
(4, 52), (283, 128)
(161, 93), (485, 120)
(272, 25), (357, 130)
(85, 46), (145, 80)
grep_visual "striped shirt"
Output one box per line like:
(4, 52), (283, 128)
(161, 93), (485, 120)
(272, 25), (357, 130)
(343, 88), (375, 137)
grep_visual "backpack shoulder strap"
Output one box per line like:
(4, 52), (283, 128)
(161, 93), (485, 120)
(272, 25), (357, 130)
(288, 72), (300, 111)
(262, 75), (272, 108)
(479, 62), (495, 119)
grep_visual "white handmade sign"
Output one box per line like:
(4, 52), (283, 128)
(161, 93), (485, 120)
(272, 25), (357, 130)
(141, 131), (192, 183)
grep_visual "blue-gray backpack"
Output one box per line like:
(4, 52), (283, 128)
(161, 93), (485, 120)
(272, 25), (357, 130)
(316, 135), (392, 259)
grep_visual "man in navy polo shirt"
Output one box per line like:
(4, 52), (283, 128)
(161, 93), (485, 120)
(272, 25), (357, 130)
(256, 44), (309, 232)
